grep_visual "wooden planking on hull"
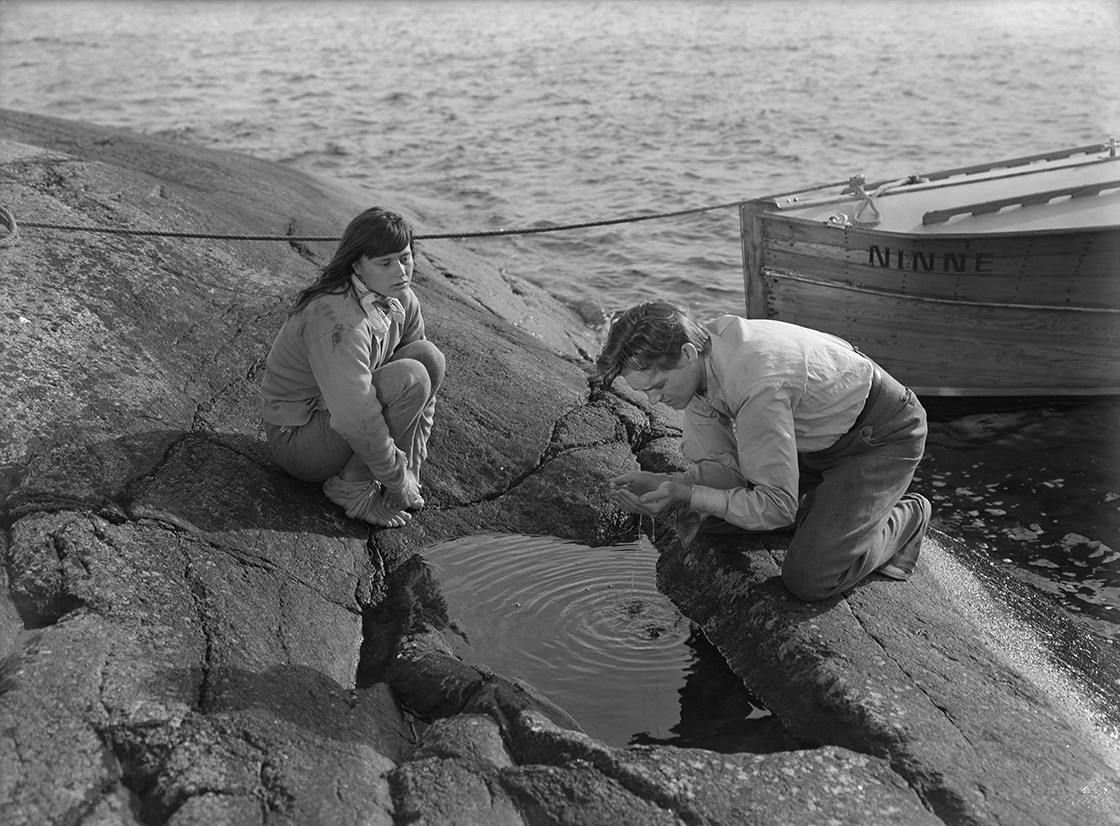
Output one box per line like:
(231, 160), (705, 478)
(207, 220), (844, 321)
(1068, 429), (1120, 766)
(763, 247), (1116, 309)
(761, 220), (1120, 306)
(765, 273), (1120, 395)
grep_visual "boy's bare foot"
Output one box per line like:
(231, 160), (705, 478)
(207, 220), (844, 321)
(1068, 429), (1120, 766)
(877, 493), (931, 580)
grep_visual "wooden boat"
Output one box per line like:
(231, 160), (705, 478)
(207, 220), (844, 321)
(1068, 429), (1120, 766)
(738, 140), (1120, 399)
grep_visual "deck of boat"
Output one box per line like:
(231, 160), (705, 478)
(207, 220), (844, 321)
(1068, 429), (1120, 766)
(764, 143), (1120, 235)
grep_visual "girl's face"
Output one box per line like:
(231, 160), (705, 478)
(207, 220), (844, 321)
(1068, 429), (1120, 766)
(352, 245), (414, 297)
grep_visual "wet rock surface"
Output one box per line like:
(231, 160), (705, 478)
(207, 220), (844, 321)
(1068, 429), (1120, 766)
(657, 524), (1120, 826)
(0, 109), (1115, 825)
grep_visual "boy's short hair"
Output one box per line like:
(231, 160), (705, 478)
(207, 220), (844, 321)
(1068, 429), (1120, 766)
(595, 300), (711, 387)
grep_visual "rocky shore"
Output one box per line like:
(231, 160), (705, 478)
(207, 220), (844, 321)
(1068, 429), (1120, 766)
(1, 109), (1117, 825)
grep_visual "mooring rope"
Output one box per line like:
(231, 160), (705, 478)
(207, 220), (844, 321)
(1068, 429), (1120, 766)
(2, 179), (853, 245)
(8, 199), (747, 243)
(825, 175), (919, 229)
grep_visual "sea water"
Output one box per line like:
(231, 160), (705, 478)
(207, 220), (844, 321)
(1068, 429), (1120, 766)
(2, 0), (1117, 647)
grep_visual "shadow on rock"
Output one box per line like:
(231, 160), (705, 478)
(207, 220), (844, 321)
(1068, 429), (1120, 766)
(358, 552), (451, 686)
(3, 427), (366, 541)
(126, 430), (365, 540)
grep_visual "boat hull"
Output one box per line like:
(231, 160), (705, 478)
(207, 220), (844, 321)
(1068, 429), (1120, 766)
(739, 146), (1120, 398)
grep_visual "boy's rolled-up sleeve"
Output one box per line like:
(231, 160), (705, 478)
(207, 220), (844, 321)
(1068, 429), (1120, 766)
(682, 381), (799, 531)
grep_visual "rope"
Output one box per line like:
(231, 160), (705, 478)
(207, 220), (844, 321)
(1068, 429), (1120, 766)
(826, 175), (918, 229)
(11, 199), (748, 243)
(847, 179), (883, 227)
(0, 204), (19, 248)
(5, 179), (852, 245)
(13, 225), (342, 242)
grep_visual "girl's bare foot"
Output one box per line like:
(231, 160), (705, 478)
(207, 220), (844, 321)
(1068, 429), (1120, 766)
(359, 489), (411, 528)
(323, 475), (411, 528)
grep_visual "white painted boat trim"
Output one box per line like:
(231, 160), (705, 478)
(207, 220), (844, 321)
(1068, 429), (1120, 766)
(768, 150), (1120, 212)
(761, 146), (1120, 234)
(772, 159), (1118, 211)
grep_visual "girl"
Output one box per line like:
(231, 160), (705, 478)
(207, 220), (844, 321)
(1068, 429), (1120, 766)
(261, 207), (445, 528)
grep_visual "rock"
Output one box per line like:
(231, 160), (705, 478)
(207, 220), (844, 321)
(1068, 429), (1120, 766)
(2, 108), (1116, 826)
(413, 713), (513, 770)
(385, 628), (584, 735)
(657, 524), (1120, 826)
(379, 688), (939, 826)
(389, 757), (525, 826)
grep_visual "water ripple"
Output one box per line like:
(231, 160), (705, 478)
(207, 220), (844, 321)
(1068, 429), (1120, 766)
(426, 533), (731, 745)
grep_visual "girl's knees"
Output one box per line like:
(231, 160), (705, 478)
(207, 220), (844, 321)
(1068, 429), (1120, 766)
(395, 340), (445, 386)
(424, 343), (446, 386)
(400, 360), (433, 398)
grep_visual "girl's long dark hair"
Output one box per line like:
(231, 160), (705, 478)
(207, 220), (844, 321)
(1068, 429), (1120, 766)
(291, 207), (415, 313)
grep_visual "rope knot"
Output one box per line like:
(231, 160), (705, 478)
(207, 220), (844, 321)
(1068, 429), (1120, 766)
(0, 205), (20, 248)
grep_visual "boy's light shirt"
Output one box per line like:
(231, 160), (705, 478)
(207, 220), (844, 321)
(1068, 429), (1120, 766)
(676, 316), (874, 537)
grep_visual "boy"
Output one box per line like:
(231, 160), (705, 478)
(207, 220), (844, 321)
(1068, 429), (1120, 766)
(598, 300), (930, 601)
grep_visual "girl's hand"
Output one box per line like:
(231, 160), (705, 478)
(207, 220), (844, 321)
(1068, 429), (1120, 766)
(385, 474), (424, 511)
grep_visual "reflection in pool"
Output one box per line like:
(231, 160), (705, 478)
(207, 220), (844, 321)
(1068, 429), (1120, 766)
(424, 533), (792, 751)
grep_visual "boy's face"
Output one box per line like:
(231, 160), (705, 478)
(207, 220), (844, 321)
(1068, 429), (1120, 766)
(621, 344), (705, 410)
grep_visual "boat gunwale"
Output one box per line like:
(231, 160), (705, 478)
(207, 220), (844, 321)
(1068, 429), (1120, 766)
(763, 209), (1120, 240)
(901, 139), (1116, 182)
(909, 386), (1120, 398)
(756, 148), (1120, 217)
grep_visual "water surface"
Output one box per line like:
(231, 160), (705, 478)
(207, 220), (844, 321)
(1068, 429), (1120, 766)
(427, 533), (789, 750)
